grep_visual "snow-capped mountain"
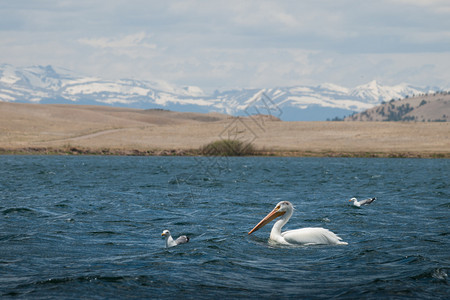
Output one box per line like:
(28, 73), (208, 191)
(0, 64), (442, 121)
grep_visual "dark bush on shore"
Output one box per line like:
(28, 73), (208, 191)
(201, 139), (256, 156)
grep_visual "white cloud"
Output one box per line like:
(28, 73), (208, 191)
(1, 1), (449, 90)
(231, 2), (299, 29)
(79, 32), (156, 50)
(390, 0), (450, 11)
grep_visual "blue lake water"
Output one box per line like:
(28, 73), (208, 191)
(0, 156), (449, 299)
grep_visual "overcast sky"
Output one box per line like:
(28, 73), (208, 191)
(1, 0), (450, 91)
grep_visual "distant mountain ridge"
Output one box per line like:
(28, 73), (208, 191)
(0, 64), (445, 121)
(344, 92), (450, 122)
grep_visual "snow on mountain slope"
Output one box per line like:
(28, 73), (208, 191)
(0, 64), (443, 121)
(350, 80), (426, 104)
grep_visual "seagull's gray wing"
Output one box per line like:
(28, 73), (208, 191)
(175, 235), (190, 245)
(359, 197), (376, 205)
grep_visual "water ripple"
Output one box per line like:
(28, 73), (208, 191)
(1, 156), (449, 299)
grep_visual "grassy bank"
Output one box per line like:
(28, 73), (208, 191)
(1, 103), (449, 158)
(1, 146), (448, 158)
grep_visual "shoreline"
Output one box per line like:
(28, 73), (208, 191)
(1, 103), (449, 159)
(1, 146), (448, 158)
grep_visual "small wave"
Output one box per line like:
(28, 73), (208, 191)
(37, 170), (56, 175)
(36, 275), (130, 285)
(431, 268), (448, 280)
(437, 202), (450, 209)
(75, 210), (96, 216)
(0, 234), (32, 242)
(400, 255), (427, 265)
(431, 268), (448, 281)
(304, 217), (331, 223)
(105, 220), (136, 226)
(8, 274), (161, 298)
(2, 207), (36, 215)
(88, 231), (121, 236)
(201, 259), (224, 266)
(411, 267), (448, 282)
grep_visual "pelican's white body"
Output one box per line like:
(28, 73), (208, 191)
(250, 201), (347, 246)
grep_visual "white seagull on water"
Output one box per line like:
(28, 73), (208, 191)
(248, 201), (347, 245)
(161, 230), (190, 248)
(349, 197), (376, 207)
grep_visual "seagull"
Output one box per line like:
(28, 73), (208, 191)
(161, 229), (190, 248)
(248, 201), (347, 245)
(349, 197), (376, 207)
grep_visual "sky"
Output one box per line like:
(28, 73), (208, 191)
(1, 0), (450, 92)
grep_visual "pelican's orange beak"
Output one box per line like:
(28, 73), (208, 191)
(248, 205), (286, 234)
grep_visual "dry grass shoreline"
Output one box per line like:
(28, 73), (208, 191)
(0, 146), (447, 158)
(1, 102), (449, 158)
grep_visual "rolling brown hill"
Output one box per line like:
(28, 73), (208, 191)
(345, 92), (450, 122)
(0, 102), (449, 157)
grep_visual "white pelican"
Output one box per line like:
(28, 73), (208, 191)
(349, 197), (376, 207)
(248, 201), (347, 245)
(161, 230), (190, 248)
